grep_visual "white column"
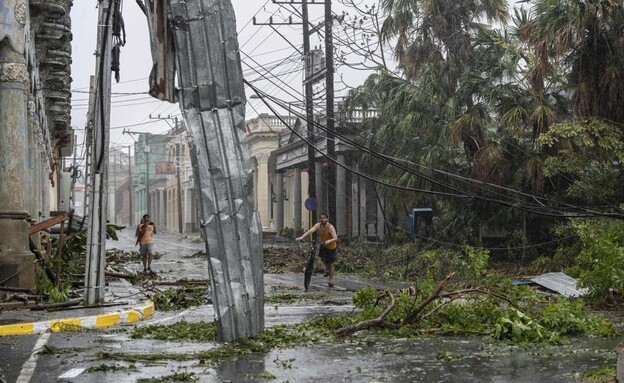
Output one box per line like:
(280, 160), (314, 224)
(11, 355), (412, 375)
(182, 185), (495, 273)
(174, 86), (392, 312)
(275, 172), (284, 233)
(256, 154), (270, 230)
(294, 168), (302, 232)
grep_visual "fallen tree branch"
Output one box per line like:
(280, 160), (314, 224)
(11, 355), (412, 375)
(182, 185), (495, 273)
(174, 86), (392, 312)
(30, 299), (82, 311)
(402, 272), (455, 325)
(153, 279), (209, 286)
(420, 291), (470, 322)
(441, 287), (517, 309)
(334, 290), (398, 337)
(421, 286), (518, 322)
(0, 286), (33, 293)
(105, 271), (137, 280)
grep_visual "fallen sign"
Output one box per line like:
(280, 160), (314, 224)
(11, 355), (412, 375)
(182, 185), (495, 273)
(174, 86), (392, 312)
(530, 272), (589, 298)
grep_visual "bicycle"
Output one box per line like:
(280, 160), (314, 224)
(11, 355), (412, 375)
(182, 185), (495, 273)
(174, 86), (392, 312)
(298, 240), (322, 292)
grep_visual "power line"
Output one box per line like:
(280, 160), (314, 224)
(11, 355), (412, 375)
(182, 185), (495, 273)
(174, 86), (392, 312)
(247, 82), (624, 219)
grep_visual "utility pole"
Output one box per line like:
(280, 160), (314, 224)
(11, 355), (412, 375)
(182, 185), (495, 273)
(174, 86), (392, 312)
(85, 0), (113, 305)
(302, 0), (317, 226)
(258, 1), (320, 226)
(325, 0), (336, 225)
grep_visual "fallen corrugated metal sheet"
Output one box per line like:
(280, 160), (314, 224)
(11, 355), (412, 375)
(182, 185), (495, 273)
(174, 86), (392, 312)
(530, 272), (588, 298)
(165, 0), (264, 342)
(145, 0), (177, 102)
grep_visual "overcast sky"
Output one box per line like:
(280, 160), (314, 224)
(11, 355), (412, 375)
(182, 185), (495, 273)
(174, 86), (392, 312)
(69, 0), (373, 159)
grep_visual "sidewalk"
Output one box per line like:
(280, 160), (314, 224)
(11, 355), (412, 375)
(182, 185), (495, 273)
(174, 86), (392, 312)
(0, 229), (203, 337)
(0, 276), (154, 337)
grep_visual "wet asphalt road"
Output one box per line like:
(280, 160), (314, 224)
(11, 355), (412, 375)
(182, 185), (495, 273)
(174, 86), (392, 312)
(0, 228), (621, 382)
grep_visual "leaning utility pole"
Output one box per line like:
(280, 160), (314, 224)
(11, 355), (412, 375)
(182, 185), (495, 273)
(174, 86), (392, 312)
(253, 2), (317, 228)
(264, 1), (326, 227)
(84, 0), (113, 304)
(325, 0), (337, 226)
(302, 0), (317, 226)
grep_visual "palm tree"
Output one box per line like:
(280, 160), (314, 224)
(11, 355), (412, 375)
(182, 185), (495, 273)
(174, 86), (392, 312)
(524, 0), (624, 125)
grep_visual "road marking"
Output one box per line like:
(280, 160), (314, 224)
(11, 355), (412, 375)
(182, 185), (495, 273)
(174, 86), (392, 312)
(16, 332), (50, 383)
(139, 308), (191, 326)
(59, 368), (85, 378)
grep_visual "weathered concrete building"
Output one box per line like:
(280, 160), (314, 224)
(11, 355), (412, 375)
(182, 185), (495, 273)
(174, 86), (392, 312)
(110, 123), (200, 234)
(0, 0), (74, 289)
(246, 109), (386, 242)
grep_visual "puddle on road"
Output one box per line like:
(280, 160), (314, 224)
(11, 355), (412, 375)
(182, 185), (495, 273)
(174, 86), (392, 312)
(214, 335), (618, 382)
(65, 331), (620, 382)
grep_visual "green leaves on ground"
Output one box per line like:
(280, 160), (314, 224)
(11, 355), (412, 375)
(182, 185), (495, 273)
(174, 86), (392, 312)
(131, 320), (217, 342)
(113, 324), (320, 365)
(340, 278), (616, 344)
(149, 287), (212, 311)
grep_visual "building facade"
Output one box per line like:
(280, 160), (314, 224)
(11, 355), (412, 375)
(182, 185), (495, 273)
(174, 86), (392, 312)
(246, 109), (385, 242)
(111, 110), (385, 242)
(111, 123), (200, 234)
(0, 0), (75, 289)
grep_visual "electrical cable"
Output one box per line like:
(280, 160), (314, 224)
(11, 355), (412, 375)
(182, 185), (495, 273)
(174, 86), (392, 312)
(247, 82), (623, 219)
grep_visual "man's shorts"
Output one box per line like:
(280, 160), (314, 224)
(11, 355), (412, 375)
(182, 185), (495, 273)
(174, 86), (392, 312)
(319, 246), (336, 264)
(139, 243), (154, 257)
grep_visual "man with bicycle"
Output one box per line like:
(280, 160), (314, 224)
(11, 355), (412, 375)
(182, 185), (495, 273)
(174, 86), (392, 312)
(296, 213), (338, 287)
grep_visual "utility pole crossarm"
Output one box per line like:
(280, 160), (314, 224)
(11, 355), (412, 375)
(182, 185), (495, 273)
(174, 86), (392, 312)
(252, 16), (299, 26)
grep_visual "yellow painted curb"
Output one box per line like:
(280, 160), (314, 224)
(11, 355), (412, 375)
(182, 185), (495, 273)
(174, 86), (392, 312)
(0, 301), (155, 337)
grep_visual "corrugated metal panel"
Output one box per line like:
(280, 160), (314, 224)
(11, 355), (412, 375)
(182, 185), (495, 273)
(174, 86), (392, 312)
(145, 0), (177, 102)
(530, 272), (588, 298)
(167, 0), (264, 342)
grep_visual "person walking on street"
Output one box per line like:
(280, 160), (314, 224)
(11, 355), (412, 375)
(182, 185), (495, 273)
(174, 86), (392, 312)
(136, 214), (156, 273)
(296, 213), (338, 287)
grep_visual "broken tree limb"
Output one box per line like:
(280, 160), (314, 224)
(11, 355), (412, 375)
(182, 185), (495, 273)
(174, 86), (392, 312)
(30, 300), (82, 311)
(440, 287), (518, 309)
(402, 272), (455, 326)
(0, 286), (33, 293)
(334, 290), (399, 337)
(105, 271), (137, 280)
(153, 279), (209, 286)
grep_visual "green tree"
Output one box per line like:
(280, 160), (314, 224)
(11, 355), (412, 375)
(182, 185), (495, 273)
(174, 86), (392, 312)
(524, 0), (624, 125)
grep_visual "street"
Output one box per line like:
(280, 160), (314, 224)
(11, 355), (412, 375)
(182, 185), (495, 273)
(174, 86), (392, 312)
(0, 228), (620, 382)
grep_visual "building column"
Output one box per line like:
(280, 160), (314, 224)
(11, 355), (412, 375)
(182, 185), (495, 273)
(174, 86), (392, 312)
(275, 172), (284, 234)
(256, 154), (270, 230)
(351, 174), (359, 237)
(336, 154), (347, 236)
(0, 38), (35, 288)
(159, 189), (166, 228)
(153, 190), (158, 224)
(184, 187), (192, 232)
(294, 168), (302, 232)
(359, 177), (367, 236)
